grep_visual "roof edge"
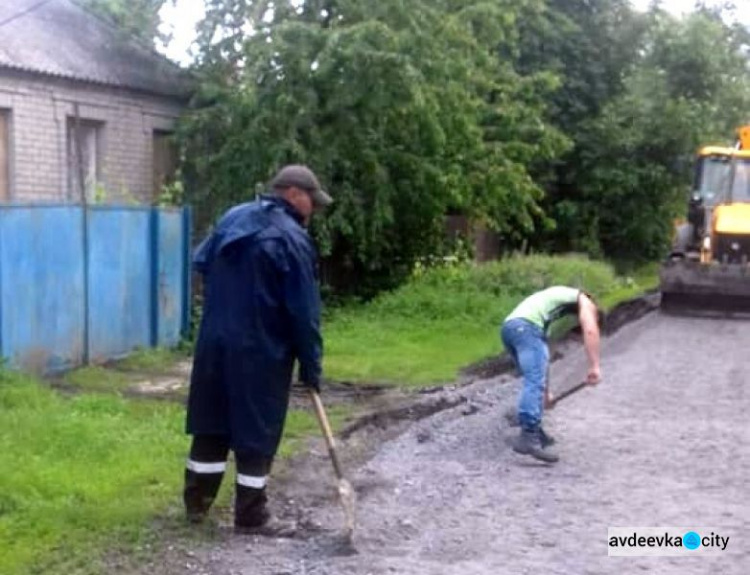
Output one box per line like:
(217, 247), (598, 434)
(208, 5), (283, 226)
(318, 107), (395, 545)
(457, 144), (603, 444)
(0, 62), (192, 101)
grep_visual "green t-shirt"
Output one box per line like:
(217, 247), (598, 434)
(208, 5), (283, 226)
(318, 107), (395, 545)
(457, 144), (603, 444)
(505, 286), (582, 334)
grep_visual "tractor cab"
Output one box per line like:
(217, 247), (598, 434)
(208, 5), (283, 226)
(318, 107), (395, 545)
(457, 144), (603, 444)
(686, 146), (750, 262)
(660, 125), (750, 310)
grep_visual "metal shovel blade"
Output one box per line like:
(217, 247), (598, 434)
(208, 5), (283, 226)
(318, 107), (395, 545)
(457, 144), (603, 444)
(338, 478), (356, 540)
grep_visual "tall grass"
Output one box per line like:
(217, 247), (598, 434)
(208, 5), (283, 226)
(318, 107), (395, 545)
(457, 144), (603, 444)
(324, 254), (655, 385)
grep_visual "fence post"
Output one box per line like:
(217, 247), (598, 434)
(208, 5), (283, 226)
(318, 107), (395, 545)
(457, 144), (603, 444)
(181, 205), (192, 339)
(74, 103), (91, 365)
(150, 207), (160, 348)
(0, 209), (4, 363)
(80, 206), (91, 364)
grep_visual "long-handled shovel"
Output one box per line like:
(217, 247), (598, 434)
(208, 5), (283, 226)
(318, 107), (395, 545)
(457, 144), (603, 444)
(309, 389), (356, 541)
(546, 381), (589, 409)
(505, 381), (591, 426)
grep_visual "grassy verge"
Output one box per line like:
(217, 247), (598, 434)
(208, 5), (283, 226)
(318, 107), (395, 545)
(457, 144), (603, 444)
(0, 370), (185, 574)
(0, 370), (347, 574)
(324, 255), (658, 386)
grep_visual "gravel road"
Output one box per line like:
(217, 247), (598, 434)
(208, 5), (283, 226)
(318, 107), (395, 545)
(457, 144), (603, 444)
(186, 311), (750, 575)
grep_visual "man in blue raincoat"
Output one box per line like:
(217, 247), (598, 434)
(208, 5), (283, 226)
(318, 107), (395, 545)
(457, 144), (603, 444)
(183, 165), (332, 534)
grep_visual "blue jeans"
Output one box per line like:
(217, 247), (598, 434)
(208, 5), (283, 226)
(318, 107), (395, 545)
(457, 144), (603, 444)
(501, 318), (549, 431)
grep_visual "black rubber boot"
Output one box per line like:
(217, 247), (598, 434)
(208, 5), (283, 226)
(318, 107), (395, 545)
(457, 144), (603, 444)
(234, 485), (270, 528)
(512, 428), (559, 463)
(234, 486), (297, 537)
(184, 469), (224, 523)
(183, 435), (229, 524)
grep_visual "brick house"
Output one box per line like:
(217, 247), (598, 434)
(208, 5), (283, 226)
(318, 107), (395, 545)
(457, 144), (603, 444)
(0, 0), (190, 204)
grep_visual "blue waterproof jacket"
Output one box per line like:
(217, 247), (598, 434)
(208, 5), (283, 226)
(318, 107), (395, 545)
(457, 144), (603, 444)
(186, 195), (322, 457)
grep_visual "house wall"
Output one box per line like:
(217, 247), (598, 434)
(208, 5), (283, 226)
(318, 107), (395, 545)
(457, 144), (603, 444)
(0, 70), (184, 204)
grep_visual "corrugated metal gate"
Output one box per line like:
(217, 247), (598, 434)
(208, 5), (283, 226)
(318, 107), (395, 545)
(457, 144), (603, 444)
(0, 204), (190, 373)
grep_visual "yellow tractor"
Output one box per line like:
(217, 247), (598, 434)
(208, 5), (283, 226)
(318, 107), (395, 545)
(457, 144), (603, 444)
(660, 125), (750, 310)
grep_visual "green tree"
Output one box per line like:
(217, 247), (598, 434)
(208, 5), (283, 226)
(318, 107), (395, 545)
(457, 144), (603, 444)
(181, 0), (569, 294)
(516, 0), (646, 135)
(569, 8), (750, 259)
(515, 2), (750, 261)
(514, 0), (649, 255)
(84, 0), (169, 45)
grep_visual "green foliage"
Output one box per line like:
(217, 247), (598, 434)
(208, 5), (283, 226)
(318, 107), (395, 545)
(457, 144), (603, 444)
(324, 254), (652, 385)
(155, 177), (186, 208)
(92, 182), (108, 204)
(180, 0), (568, 293)
(366, 255), (616, 322)
(83, 0), (168, 45)
(180, 1), (750, 290)
(525, 4), (750, 260)
(516, 0), (646, 134)
(569, 9), (750, 260)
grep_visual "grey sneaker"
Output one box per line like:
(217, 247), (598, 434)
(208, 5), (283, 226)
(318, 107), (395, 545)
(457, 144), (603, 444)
(513, 429), (559, 463)
(539, 427), (555, 448)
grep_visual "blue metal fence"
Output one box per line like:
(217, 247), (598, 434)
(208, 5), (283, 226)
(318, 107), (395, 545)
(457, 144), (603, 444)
(0, 204), (191, 373)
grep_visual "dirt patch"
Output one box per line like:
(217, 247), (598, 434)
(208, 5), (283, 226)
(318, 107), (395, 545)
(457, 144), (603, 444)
(600, 290), (660, 334)
(289, 381), (394, 411)
(269, 387), (470, 520)
(338, 394), (466, 439)
(129, 376), (188, 397)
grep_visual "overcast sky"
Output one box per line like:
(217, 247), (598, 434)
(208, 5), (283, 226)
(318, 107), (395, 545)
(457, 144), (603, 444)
(633, 0), (750, 19)
(158, 0), (204, 65)
(157, 0), (750, 65)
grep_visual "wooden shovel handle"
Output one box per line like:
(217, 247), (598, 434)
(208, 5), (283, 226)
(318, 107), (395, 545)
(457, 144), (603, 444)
(309, 389), (344, 480)
(549, 381), (588, 408)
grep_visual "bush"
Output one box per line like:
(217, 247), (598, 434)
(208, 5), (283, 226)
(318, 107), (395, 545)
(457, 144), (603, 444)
(323, 254), (645, 385)
(348, 254), (621, 324)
